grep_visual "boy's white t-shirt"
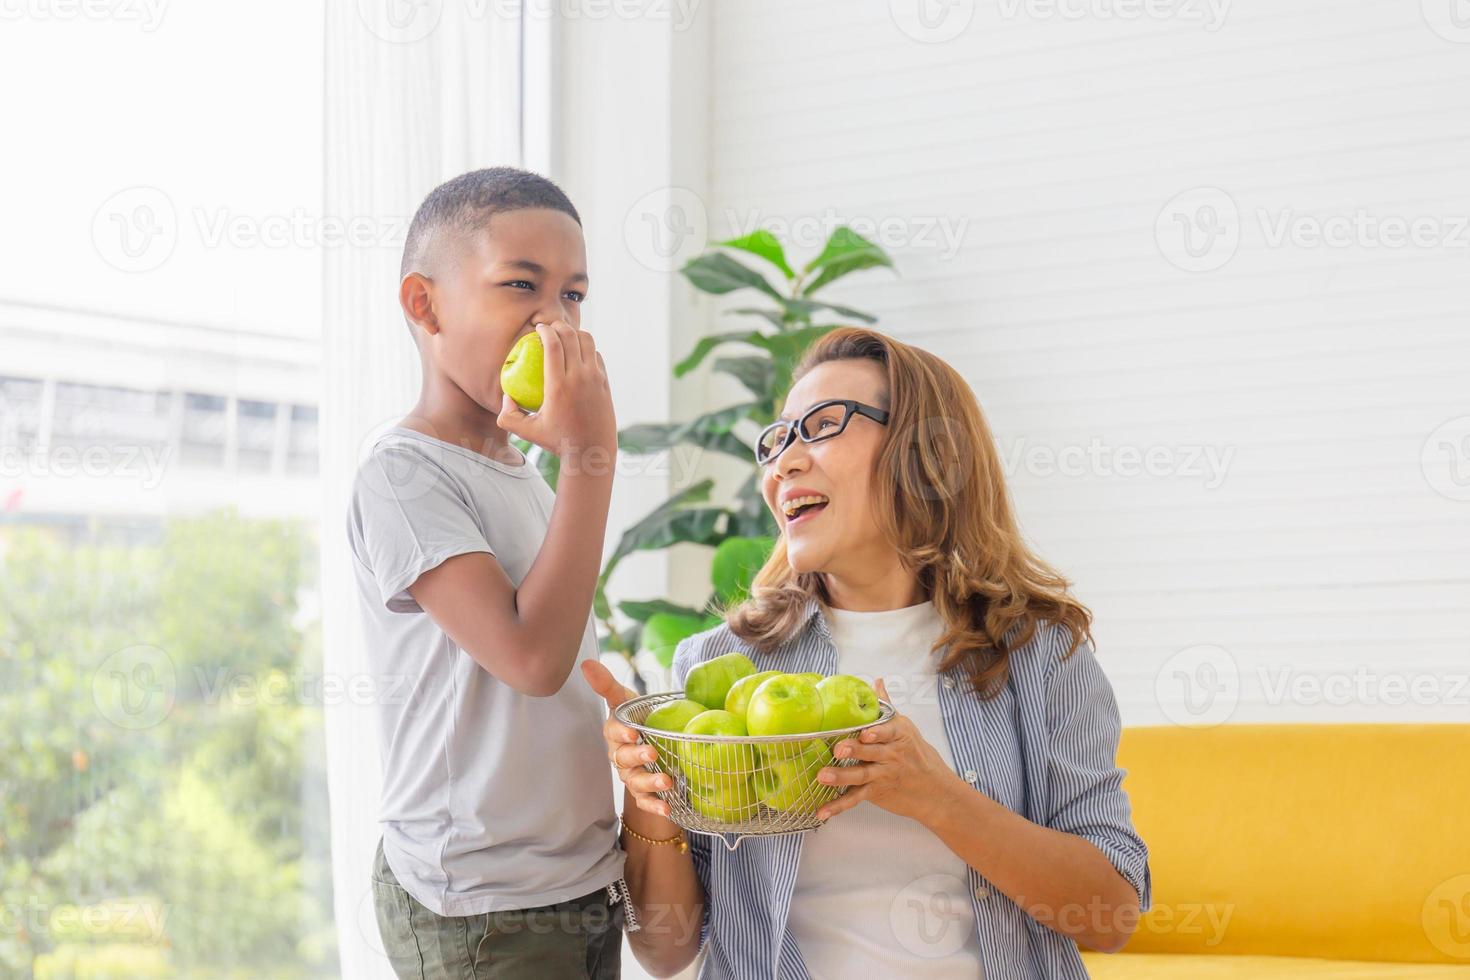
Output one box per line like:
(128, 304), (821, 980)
(346, 426), (624, 916)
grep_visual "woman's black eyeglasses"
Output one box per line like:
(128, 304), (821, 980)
(755, 399), (890, 466)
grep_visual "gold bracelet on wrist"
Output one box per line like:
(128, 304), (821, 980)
(620, 815), (689, 853)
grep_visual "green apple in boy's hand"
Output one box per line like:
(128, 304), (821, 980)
(684, 652), (757, 710)
(688, 775), (759, 823)
(643, 698), (706, 767)
(816, 674), (882, 729)
(679, 709), (754, 780)
(500, 331), (545, 411)
(724, 669), (781, 719)
(753, 739), (833, 812)
(745, 674), (824, 737)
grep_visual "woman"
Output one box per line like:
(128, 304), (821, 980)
(582, 327), (1151, 979)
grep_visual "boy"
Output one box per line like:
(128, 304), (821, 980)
(347, 168), (625, 978)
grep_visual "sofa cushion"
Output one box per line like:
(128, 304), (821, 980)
(1113, 723), (1470, 963)
(1082, 952), (1470, 978)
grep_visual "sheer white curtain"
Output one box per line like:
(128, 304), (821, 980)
(319, 3), (526, 974)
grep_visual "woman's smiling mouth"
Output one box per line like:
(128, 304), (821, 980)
(782, 493), (830, 527)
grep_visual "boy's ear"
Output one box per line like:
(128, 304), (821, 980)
(399, 272), (439, 336)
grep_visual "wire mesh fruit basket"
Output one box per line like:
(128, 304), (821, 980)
(614, 691), (896, 850)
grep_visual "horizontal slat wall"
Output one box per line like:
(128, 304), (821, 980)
(699, 0), (1470, 723)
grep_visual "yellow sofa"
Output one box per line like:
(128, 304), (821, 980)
(1080, 724), (1470, 978)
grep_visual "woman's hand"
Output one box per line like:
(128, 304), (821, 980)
(581, 660), (676, 818)
(814, 678), (964, 825)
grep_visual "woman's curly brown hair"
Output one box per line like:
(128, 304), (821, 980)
(725, 327), (1092, 699)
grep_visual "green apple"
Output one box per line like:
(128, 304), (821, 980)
(758, 738), (828, 765)
(500, 331), (545, 411)
(753, 739), (834, 812)
(687, 775), (760, 823)
(815, 674), (882, 730)
(643, 698), (707, 768)
(684, 652), (757, 710)
(679, 709), (755, 784)
(795, 672), (824, 684)
(724, 669), (781, 719)
(645, 698), (706, 734)
(745, 674), (824, 738)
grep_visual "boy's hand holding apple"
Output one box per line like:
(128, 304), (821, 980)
(498, 320), (616, 467)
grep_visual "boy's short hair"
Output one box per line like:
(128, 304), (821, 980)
(400, 167), (581, 280)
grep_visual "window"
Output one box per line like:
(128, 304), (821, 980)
(179, 392), (228, 469)
(237, 399), (280, 473)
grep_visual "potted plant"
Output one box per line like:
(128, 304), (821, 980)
(517, 225), (894, 690)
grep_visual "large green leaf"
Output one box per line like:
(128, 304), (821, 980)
(600, 623), (642, 658)
(710, 536), (774, 606)
(682, 252), (783, 300)
(618, 598), (707, 623)
(727, 508), (778, 539)
(618, 403), (757, 460)
(718, 230), (794, 279)
(730, 308), (788, 331)
(750, 324), (844, 397)
(642, 612), (710, 668)
(751, 323), (842, 365)
(712, 356), (774, 398)
(673, 330), (770, 378)
(776, 296), (877, 324)
(801, 227), (894, 296)
(663, 325), (841, 429)
(596, 481), (727, 622)
(596, 228), (886, 661)
(602, 479), (722, 574)
(727, 470), (780, 538)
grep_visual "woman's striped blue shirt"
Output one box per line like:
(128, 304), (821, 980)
(669, 597), (1152, 980)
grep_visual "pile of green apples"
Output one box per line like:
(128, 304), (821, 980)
(643, 653), (883, 824)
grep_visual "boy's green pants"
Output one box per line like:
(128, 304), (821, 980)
(372, 838), (623, 979)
